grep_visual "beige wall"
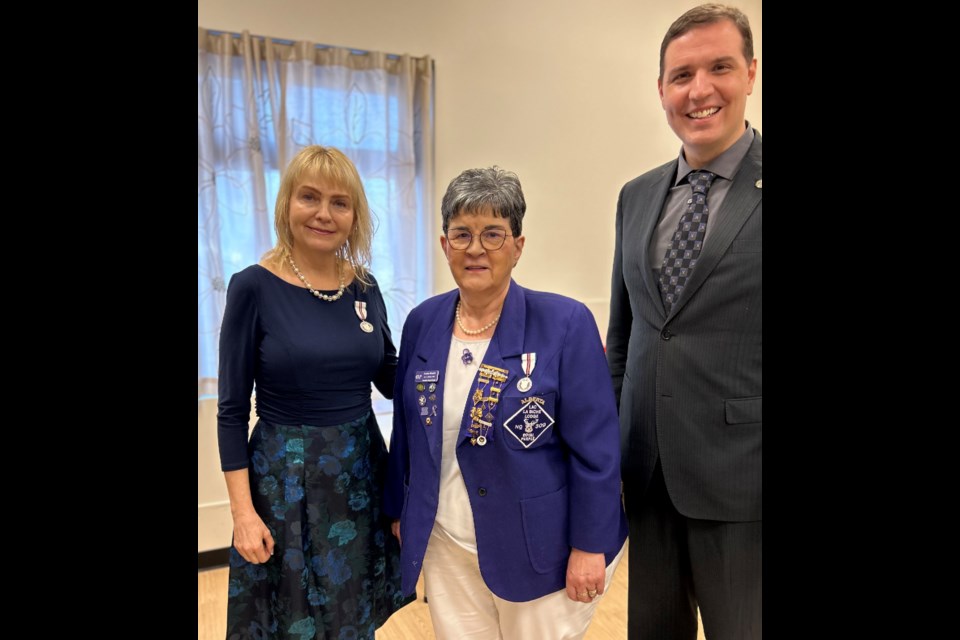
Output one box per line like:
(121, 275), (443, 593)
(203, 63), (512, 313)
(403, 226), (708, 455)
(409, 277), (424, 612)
(199, 399), (235, 551)
(197, 0), (762, 552)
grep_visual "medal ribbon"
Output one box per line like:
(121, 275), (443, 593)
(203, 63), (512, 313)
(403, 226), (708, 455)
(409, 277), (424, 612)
(521, 352), (537, 377)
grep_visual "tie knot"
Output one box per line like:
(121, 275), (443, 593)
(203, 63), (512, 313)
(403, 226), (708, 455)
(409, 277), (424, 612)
(687, 171), (716, 194)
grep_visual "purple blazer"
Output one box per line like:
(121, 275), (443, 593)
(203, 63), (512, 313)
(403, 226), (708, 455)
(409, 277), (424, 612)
(385, 280), (627, 602)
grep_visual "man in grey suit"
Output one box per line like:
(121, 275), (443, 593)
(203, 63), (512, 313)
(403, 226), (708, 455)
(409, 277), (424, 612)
(606, 4), (761, 639)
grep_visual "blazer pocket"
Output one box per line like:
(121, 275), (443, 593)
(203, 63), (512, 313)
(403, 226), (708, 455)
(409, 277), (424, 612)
(724, 396), (762, 424)
(520, 485), (569, 574)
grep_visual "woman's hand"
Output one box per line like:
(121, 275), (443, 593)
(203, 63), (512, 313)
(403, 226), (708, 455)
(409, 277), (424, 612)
(224, 469), (274, 564)
(391, 519), (401, 545)
(232, 509), (275, 564)
(565, 547), (606, 603)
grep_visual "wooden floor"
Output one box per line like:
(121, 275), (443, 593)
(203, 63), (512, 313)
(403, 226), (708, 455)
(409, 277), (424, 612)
(198, 548), (705, 639)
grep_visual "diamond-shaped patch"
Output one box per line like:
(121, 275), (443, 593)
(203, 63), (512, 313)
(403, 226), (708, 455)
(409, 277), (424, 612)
(503, 398), (556, 448)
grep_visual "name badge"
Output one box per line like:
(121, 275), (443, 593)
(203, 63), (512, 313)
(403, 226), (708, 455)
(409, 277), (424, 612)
(415, 370), (440, 383)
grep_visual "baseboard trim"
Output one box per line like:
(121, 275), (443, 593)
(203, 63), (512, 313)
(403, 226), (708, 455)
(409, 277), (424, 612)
(198, 547), (230, 570)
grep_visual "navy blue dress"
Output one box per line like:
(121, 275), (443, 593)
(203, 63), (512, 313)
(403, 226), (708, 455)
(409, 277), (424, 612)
(217, 265), (410, 640)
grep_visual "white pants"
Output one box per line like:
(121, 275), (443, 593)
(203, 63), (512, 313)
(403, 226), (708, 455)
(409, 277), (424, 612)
(422, 525), (625, 640)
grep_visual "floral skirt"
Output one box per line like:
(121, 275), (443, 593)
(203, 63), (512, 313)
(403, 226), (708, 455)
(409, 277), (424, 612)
(226, 412), (411, 640)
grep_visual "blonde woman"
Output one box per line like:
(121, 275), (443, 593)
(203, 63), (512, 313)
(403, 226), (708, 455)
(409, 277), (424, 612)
(218, 145), (410, 639)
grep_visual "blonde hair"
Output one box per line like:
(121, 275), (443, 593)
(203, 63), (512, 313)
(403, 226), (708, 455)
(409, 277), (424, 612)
(264, 145), (373, 287)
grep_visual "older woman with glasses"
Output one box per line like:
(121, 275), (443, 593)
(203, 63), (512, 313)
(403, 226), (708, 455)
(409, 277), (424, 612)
(385, 167), (627, 639)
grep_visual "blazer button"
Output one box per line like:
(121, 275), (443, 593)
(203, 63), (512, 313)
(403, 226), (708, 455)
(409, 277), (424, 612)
(660, 328), (673, 340)
(478, 488), (487, 497)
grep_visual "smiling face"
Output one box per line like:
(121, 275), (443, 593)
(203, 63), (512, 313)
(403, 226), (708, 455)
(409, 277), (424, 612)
(287, 176), (355, 256)
(658, 19), (756, 168)
(441, 208), (524, 300)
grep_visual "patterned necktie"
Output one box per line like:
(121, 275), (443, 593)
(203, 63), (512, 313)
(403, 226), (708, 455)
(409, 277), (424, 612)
(659, 170), (717, 313)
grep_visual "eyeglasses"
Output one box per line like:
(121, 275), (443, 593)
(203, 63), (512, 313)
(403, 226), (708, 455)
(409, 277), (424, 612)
(446, 229), (514, 251)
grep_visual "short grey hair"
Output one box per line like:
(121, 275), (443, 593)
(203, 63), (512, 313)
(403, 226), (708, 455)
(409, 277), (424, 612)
(441, 166), (526, 237)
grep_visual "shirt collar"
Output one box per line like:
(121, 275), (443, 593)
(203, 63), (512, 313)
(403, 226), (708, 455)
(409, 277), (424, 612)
(674, 123), (754, 186)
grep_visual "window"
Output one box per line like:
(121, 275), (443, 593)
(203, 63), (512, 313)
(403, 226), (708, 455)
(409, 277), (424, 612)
(198, 29), (434, 415)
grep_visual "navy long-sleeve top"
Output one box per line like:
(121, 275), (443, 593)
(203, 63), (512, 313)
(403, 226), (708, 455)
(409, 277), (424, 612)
(217, 265), (397, 471)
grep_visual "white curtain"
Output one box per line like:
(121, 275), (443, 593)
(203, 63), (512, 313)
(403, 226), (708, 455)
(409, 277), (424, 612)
(198, 28), (434, 401)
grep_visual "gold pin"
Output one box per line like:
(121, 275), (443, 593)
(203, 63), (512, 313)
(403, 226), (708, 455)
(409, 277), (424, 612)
(755, 179), (762, 189)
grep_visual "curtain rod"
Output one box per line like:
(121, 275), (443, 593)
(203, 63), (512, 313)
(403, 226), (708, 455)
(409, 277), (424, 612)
(204, 29), (411, 61)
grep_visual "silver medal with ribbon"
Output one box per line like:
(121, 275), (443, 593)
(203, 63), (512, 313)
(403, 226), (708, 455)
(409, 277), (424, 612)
(355, 301), (374, 333)
(517, 352), (536, 392)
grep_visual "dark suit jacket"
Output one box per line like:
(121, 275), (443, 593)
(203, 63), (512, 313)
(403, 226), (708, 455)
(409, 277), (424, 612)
(386, 280), (628, 602)
(606, 132), (762, 522)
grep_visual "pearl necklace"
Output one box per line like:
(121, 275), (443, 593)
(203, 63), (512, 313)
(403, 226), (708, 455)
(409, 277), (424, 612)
(456, 300), (501, 336)
(288, 256), (346, 302)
